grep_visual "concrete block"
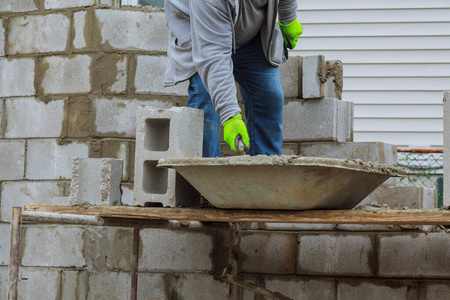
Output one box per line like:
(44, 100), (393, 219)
(93, 97), (173, 137)
(69, 158), (123, 206)
(419, 282), (450, 300)
(261, 223), (336, 231)
(121, 183), (134, 206)
(279, 56), (300, 98)
(359, 185), (436, 209)
(239, 232), (297, 274)
(0, 181), (67, 222)
(139, 229), (221, 272)
(338, 279), (418, 300)
(0, 19), (5, 56)
(109, 55), (127, 93)
(26, 139), (89, 180)
(5, 98), (66, 138)
(324, 60), (344, 100)
(283, 98), (354, 142)
(135, 55), (188, 95)
(73, 11), (88, 49)
(102, 140), (130, 180)
(94, 10), (168, 51)
(173, 273), (230, 299)
(444, 91), (450, 206)
(44, 0), (95, 9)
(0, 0), (37, 13)
(41, 55), (92, 94)
(7, 14), (70, 55)
(0, 267), (7, 298)
(85, 227), (133, 271)
(301, 55), (326, 99)
(298, 233), (376, 276)
(92, 53), (128, 94)
(0, 58), (35, 97)
(301, 142), (397, 165)
(0, 224), (10, 265)
(379, 233), (450, 278)
(22, 225), (85, 267)
(134, 106), (203, 207)
(0, 140), (25, 180)
(18, 268), (60, 300)
(137, 273), (171, 299)
(88, 271), (131, 300)
(60, 270), (88, 300)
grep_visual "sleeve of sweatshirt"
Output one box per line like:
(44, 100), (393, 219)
(189, 0), (241, 125)
(278, 0), (298, 24)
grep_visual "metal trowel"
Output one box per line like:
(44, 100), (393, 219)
(234, 134), (249, 155)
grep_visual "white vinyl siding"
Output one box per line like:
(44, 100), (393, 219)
(293, 1), (450, 147)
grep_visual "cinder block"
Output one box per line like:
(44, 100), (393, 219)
(135, 55), (188, 95)
(26, 139), (89, 180)
(70, 158), (123, 206)
(17, 268), (60, 300)
(44, 0), (95, 9)
(92, 53), (128, 94)
(7, 14), (70, 55)
(134, 107), (203, 207)
(5, 98), (66, 138)
(108, 55), (127, 93)
(279, 56), (300, 98)
(301, 55), (326, 99)
(261, 223), (336, 231)
(0, 58), (35, 97)
(139, 229), (223, 272)
(283, 98), (354, 142)
(0, 0), (37, 12)
(0, 181), (67, 222)
(93, 97), (173, 138)
(301, 142), (397, 164)
(338, 279), (418, 300)
(419, 282), (450, 300)
(359, 185), (436, 209)
(60, 270), (88, 300)
(101, 140), (130, 180)
(173, 274), (230, 299)
(0, 267), (7, 297)
(41, 55), (92, 94)
(0, 224), (10, 266)
(85, 227), (133, 271)
(0, 140), (25, 180)
(379, 233), (450, 278)
(137, 273), (169, 299)
(324, 60), (343, 100)
(444, 91), (450, 206)
(22, 225), (85, 267)
(298, 233), (376, 276)
(94, 10), (168, 51)
(239, 233), (296, 274)
(87, 271), (131, 300)
(0, 19), (5, 56)
(73, 11), (88, 49)
(121, 183), (134, 206)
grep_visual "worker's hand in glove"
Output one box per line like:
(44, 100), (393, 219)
(223, 114), (250, 152)
(278, 18), (303, 49)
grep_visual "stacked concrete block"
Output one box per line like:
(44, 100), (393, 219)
(360, 185), (436, 209)
(69, 158), (123, 206)
(444, 91), (450, 206)
(87, 271), (131, 300)
(278, 56), (301, 98)
(301, 56), (343, 100)
(0, 140), (25, 180)
(0, 0), (38, 13)
(134, 106), (203, 207)
(101, 140), (131, 181)
(0, 58), (35, 97)
(283, 98), (354, 142)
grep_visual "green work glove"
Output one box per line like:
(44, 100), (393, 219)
(223, 114), (250, 152)
(278, 18), (303, 49)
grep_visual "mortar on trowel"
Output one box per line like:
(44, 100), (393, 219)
(158, 155), (406, 210)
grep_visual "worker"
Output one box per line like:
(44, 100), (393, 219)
(164, 0), (302, 157)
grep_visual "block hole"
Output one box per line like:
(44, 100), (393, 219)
(176, 172), (201, 208)
(142, 161), (168, 194)
(144, 118), (170, 151)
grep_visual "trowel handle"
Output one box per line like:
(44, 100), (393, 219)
(235, 134), (249, 155)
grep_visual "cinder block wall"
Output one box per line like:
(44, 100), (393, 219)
(1, 1), (449, 299)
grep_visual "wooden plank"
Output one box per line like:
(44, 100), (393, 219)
(24, 204), (450, 225)
(8, 207), (22, 300)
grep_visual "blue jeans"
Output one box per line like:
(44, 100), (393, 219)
(187, 35), (284, 157)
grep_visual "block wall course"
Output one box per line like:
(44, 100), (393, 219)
(0, 140), (25, 180)
(4, 98), (66, 138)
(87, 271), (131, 300)
(298, 233), (376, 276)
(0, 0), (37, 13)
(135, 55), (189, 96)
(22, 225), (86, 267)
(26, 139), (89, 180)
(139, 228), (228, 272)
(239, 232), (297, 274)
(7, 14), (70, 55)
(419, 282), (450, 300)
(378, 233), (450, 278)
(337, 279), (418, 300)
(93, 97), (174, 137)
(0, 58), (35, 97)
(101, 140), (130, 181)
(40, 55), (92, 94)
(0, 18), (5, 56)
(444, 91), (450, 206)
(279, 56), (300, 98)
(0, 181), (68, 222)
(94, 10), (168, 51)
(0, 223), (9, 265)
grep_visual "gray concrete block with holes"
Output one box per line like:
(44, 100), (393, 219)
(133, 106), (203, 208)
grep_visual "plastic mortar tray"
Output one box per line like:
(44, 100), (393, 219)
(158, 156), (407, 210)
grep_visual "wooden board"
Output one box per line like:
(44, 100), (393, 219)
(24, 204), (450, 225)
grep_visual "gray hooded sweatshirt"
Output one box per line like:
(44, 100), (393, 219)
(164, 0), (298, 124)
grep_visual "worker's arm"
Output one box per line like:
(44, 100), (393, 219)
(278, 0), (303, 49)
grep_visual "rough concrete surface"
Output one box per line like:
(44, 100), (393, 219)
(0, 19), (5, 56)
(73, 10), (88, 49)
(444, 91), (450, 206)
(338, 279), (418, 300)
(0, 58), (35, 97)
(0, 140), (25, 180)
(279, 55), (300, 98)
(301, 55), (326, 99)
(88, 271), (131, 300)
(257, 277), (336, 300)
(0, 0), (37, 13)
(359, 185), (436, 209)
(0, 224), (10, 265)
